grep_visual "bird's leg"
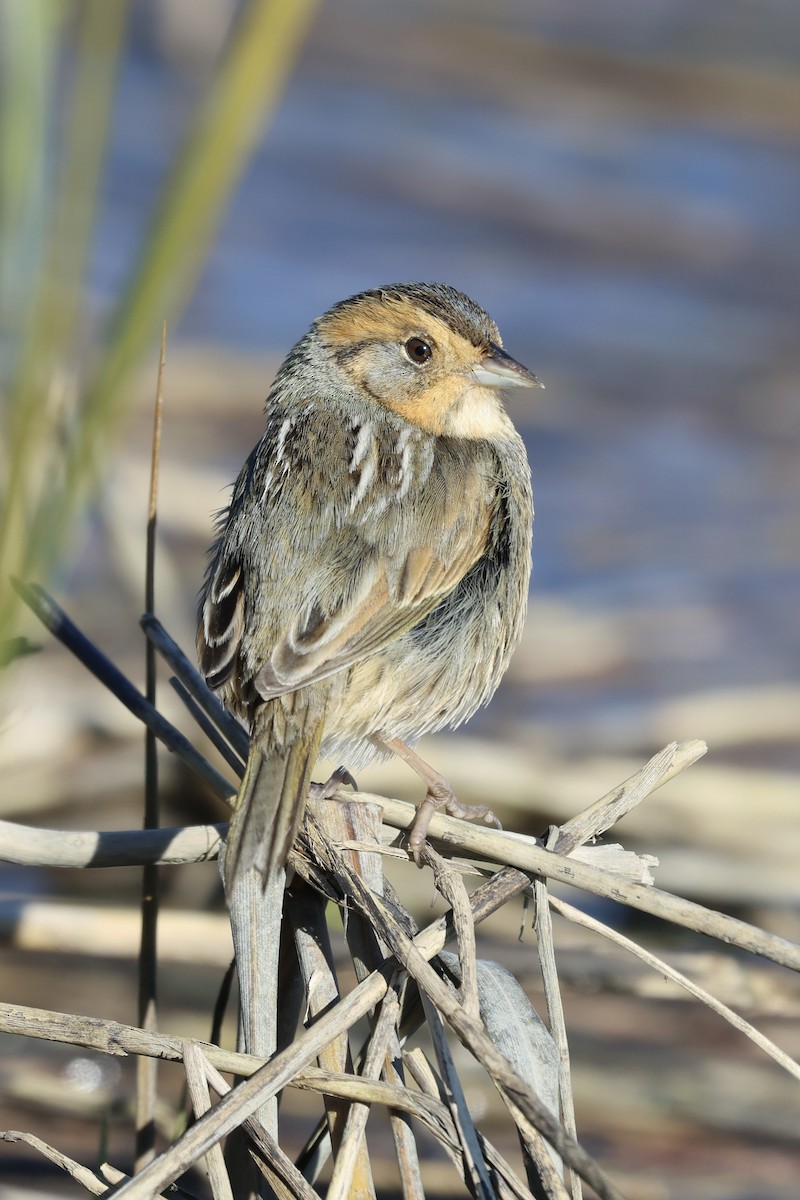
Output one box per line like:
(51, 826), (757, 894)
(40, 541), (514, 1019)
(379, 736), (501, 862)
(309, 764), (358, 801)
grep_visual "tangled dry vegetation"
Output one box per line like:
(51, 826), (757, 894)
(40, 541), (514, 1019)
(2, 582), (800, 1200)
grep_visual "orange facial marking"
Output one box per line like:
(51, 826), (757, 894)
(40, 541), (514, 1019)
(318, 294), (512, 439)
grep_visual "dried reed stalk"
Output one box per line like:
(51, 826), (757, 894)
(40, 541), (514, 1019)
(4, 590), (800, 1200)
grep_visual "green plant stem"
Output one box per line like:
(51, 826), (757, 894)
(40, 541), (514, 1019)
(30, 0), (321, 579)
(0, 1), (128, 636)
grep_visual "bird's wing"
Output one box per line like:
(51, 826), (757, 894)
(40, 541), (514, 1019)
(255, 498), (493, 698)
(198, 426), (497, 699)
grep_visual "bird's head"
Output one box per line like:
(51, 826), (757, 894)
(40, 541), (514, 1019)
(312, 282), (542, 438)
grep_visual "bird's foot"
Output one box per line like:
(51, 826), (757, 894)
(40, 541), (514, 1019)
(375, 735), (501, 865)
(408, 780), (501, 864)
(309, 764), (358, 801)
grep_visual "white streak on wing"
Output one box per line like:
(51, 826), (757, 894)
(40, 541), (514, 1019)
(202, 590), (242, 660)
(349, 421), (373, 472)
(350, 455), (376, 510)
(349, 422), (376, 511)
(259, 416), (294, 503)
(213, 565), (240, 601)
(202, 596), (214, 645)
(274, 417), (294, 465)
(396, 426), (414, 501)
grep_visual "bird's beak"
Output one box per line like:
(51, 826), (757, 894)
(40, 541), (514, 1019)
(472, 344), (543, 390)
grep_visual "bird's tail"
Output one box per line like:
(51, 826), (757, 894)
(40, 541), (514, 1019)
(224, 701), (324, 889)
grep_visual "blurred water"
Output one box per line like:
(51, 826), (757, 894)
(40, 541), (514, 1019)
(90, 3), (800, 755)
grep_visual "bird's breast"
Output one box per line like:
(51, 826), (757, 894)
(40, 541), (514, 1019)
(321, 433), (533, 760)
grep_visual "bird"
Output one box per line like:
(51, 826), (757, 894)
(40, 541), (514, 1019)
(197, 282), (540, 888)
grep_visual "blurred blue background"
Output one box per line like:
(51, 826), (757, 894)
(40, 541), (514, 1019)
(3, 4), (800, 1194)
(89, 0), (800, 766)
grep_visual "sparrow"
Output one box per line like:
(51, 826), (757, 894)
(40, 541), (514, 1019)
(197, 282), (540, 888)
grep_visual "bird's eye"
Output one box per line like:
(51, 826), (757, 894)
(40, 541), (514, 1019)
(404, 337), (433, 364)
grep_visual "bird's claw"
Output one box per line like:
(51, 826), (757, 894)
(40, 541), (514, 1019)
(309, 764), (358, 801)
(407, 789), (501, 865)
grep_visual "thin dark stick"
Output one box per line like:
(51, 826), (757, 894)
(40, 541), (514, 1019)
(140, 612), (248, 759)
(210, 959), (237, 1051)
(11, 579), (234, 801)
(135, 325), (166, 1170)
(169, 677), (245, 777)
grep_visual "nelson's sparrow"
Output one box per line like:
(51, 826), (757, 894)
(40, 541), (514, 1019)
(198, 282), (541, 887)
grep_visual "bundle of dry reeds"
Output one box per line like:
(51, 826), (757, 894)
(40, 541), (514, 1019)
(2, 581), (799, 1200)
